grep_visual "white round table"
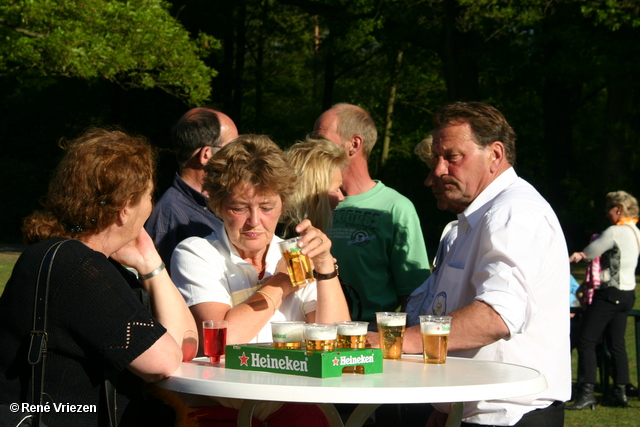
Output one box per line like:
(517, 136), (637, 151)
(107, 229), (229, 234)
(158, 355), (547, 427)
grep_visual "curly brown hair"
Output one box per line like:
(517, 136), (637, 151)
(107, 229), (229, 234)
(23, 128), (156, 244)
(203, 134), (297, 218)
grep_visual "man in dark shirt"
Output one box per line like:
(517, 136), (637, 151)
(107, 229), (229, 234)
(145, 108), (238, 271)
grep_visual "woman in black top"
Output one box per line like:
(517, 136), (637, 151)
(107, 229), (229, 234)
(0, 128), (196, 426)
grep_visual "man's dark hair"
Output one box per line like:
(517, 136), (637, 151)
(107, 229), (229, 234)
(433, 101), (517, 166)
(171, 108), (221, 167)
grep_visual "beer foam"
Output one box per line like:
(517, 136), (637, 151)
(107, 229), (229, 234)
(420, 323), (450, 335)
(336, 323), (368, 335)
(279, 237), (301, 253)
(377, 315), (406, 327)
(271, 322), (304, 342)
(304, 325), (337, 341)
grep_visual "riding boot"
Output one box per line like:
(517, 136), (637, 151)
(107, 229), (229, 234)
(566, 383), (597, 410)
(608, 384), (628, 408)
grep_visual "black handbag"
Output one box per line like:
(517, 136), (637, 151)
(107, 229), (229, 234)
(0, 240), (67, 426)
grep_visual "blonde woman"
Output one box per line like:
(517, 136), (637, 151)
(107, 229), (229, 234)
(567, 190), (640, 409)
(282, 138), (348, 236)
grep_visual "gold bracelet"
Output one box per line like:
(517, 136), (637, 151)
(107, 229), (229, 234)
(256, 290), (277, 315)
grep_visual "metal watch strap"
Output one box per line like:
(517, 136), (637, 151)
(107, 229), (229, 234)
(313, 264), (339, 281)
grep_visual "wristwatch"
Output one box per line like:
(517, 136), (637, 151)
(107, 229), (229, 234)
(313, 264), (339, 281)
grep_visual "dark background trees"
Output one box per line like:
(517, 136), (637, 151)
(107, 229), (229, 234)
(1, 0), (639, 258)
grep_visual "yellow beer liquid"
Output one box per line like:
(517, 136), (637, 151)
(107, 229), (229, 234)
(378, 324), (405, 359)
(283, 250), (314, 286)
(336, 334), (367, 349)
(305, 339), (336, 353)
(421, 334), (448, 364)
(337, 334), (367, 374)
(273, 341), (302, 350)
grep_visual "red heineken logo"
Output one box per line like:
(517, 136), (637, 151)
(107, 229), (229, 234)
(239, 352), (250, 366)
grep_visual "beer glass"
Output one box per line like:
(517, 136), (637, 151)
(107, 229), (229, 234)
(303, 323), (337, 352)
(376, 312), (407, 359)
(278, 237), (314, 286)
(419, 315), (451, 364)
(335, 321), (369, 373)
(203, 320), (228, 363)
(335, 321), (369, 349)
(271, 320), (305, 350)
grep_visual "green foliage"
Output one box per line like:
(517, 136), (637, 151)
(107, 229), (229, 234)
(580, 0), (640, 30)
(0, 0), (219, 105)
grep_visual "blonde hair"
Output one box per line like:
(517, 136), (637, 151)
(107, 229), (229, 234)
(414, 134), (434, 166)
(607, 191), (639, 219)
(203, 134), (297, 217)
(282, 138), (348, 235)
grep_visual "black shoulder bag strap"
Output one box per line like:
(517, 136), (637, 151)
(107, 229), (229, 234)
(27, 239), (67, 426)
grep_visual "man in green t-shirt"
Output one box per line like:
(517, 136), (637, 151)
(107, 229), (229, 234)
(313, 103), (431, 324)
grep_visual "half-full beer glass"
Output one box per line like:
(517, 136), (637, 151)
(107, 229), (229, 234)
(278, 237), (314, 286)
(303, 323), (337, 352)
(419, 315), (451, 364)
(271, 321), (305, 350)
(376, 312), (406, 359)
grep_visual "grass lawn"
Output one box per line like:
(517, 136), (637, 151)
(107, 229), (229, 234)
(566, 265), (640, 426)
(0, 251), (20, 292)
(0, 250), (638, 425)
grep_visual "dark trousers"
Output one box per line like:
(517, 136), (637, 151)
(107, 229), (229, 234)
(576, 287), (635, 384)
(460, 401), (565, 427)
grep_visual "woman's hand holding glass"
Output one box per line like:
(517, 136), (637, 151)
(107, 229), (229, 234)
(294, 219), (335, 276)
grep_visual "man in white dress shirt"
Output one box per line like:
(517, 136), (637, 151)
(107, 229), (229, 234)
(403, 102), (571, 427)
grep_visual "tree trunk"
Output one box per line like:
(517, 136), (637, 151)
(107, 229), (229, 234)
(254, 0), (268, 131)
(381, 49), (403, 170)
(232, 0), (247, 128)
(440, 0), (479, 101)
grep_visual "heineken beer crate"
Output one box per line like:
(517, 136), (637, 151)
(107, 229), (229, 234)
(225, 344), (383, 378)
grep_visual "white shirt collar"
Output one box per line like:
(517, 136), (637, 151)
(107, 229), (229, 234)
(458, 167), (518, 229)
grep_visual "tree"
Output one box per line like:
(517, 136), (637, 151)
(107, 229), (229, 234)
(0, 0), (219, 105)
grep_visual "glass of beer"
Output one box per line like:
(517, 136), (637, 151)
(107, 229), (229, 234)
(271, 321), (305, 350)
(203, 320), (228, 363)
(335, 321), (369, 373)
(303, 323), (337, 352)
(419, 315), (452, 364)
(376, 312), (407, 359)
(335, 321), (369, 349)
(278, 237), (314, 286)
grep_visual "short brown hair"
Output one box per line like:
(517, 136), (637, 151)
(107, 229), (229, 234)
(204, 135), (297, 217)
(433, 101), (517, 165)
(334, 103), (378, 159)
(23, 128), (155, 244)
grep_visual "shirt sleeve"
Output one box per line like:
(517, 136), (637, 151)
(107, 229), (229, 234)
(472, 205), (558, 338)
(51, 253), (166, 372)
(171, 237), (232, 307)
(389, 197), (431, 296)
(583, 226), (616, 260)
